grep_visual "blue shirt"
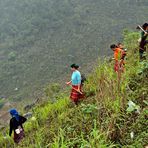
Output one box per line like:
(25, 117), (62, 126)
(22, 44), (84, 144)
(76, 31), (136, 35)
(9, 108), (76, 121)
(71, 70), (81, 85)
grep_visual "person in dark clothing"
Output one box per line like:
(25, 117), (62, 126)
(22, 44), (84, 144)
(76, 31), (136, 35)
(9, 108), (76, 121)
(9, 109), (27, 144)
(139, 23), (148, 60)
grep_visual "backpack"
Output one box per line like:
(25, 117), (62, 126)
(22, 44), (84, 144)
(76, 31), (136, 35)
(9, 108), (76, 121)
(81, 74), (87, 85)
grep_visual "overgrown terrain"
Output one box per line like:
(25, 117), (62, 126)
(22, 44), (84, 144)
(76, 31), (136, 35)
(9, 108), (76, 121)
(0, 0), (148, 100)
(0, 31), (147, 147)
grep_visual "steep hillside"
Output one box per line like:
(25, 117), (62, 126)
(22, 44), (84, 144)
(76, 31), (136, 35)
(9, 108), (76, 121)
(0, 0), (148, 100)
(0, 31), (147, 147)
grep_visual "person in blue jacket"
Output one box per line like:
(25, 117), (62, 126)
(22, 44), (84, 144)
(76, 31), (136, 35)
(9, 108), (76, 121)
(66, 64), (84, 105)
(9, 109), (27, 143)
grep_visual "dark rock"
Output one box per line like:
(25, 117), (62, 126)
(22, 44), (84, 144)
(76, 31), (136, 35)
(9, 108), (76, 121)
(23, 112), (33, 119)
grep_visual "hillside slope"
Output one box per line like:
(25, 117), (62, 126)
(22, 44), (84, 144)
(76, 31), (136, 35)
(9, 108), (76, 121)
(0, 0), (148, 100)
(0, 31), (147, 147)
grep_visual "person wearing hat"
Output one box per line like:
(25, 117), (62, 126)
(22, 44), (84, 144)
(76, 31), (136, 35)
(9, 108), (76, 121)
(139, 23), (148, 60)
(9, 109), (27, 143)
(66, 64), (84, 105)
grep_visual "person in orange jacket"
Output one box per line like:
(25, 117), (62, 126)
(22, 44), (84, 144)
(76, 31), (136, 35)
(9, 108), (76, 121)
(110, 44), (125, 73)
(117, 42), (127, 67)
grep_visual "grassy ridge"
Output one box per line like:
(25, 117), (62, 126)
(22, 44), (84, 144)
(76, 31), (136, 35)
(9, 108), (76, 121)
(0, 31), (147, 147)
(1, 0), (148, 100)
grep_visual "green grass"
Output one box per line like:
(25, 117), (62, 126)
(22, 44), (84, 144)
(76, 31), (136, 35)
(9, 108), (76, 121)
(0, 31), (147, 148)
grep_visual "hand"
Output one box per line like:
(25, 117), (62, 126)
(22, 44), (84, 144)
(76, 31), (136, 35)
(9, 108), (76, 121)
(144, 32), (148, 36)
(77, 88), (80, 92)
(77, 86), (81, 93)
(77, 89), (83, 94)
(66, 81), (71, 85)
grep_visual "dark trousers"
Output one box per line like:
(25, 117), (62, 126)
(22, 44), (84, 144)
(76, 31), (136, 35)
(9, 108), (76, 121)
(139, 40), (148, 60)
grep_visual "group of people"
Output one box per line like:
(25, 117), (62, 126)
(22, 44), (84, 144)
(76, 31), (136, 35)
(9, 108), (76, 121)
(110, 23), (148, 79)
(8, 64), (85, 144)
(8, 23), (147, 144)
(110, 42), (127, 81)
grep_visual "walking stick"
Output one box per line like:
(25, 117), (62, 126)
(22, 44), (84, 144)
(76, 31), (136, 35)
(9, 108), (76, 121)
(66, 82), (83, 94)
(71, 86), (83, 94)
(137, 25), (147, 34)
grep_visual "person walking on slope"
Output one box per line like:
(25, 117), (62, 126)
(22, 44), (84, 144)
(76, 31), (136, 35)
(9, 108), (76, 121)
(110, 44), (126, 73)
(117, 42), (127, 67)
(110, 44), (126, 81)
(138, 23), (148, 60)
(9, 109), (27, 144)
(66, 64), (84, 105)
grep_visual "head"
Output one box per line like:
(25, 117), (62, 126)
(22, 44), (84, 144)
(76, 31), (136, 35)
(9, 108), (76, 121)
(9, 108), (18, 116)
(70, 64), (79, 71)
(9, 108), (19, 121)
(110, 44), (117, 51)
(142, 23), (148, 31)
(117, 42), (124, 49)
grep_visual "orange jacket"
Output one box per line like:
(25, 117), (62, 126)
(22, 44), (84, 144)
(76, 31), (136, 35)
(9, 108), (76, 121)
(114, 48), (124, 61)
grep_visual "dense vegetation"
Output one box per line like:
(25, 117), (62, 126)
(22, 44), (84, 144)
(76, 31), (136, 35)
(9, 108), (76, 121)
(0, 0), (148, 101)
(0, 31), (147, 147)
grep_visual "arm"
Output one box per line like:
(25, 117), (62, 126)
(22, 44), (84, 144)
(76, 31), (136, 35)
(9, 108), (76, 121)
(66, 80), (72, 85)
(141, 31), (148, 38)
(77, 73), (81, 91)
(114, 51), (118, 61)
(144, 32), (148, 37)
(142, 32), (148, 37)
(119, 49), (124, 65)
(121, 50), (126, 60)
(20, 116), (27, 124)
(9, 120), (13, 136)
(77, 84), (81, 91)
